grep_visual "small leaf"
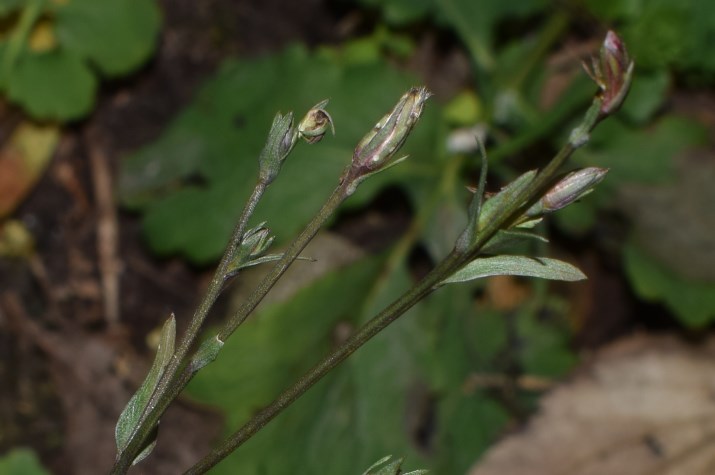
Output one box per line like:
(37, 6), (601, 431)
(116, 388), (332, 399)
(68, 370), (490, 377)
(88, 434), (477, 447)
(362, 455), (427, 475)
(115, 314), (176, 464)
(189, 335), (225, 374)
(442, 255), (586, 285)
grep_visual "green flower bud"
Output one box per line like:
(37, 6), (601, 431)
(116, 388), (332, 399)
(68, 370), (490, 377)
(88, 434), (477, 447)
(224, 223), (275, 279)
(297, 99), (334, 144)
(258, 112), (297, 184)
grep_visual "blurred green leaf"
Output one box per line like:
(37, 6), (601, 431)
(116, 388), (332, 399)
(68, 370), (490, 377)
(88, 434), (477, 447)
(0, 0), (23, 15)
(0, 448), (50, 475)
(585, 0), (715, 75)
(0, 0), (160, 120)
(353, 0), (546, 69)
(619, 70), (670, 124)
(5, 49), (95, 120)
(516, 309), (576, 377)
(54, 0), (161, 76)
(119, 45), (443, 263)
(576, 116), (707, 185)
(624, 242), (715, 328)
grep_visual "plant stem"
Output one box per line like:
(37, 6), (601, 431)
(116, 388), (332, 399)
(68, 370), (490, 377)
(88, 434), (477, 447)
(184, 252), (462, 475)
(183, 99), (605, 474)
(216, 178), (353, 342)
(111, 180), (268, 475)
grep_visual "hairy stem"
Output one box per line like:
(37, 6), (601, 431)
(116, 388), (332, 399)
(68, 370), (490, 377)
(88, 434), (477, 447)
(184, 252), (461, 474)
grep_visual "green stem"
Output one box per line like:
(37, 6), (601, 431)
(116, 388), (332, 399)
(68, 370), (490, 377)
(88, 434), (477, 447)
(111, 180), (268, 475)
(1, 0), (42, 79)
(217, 178), (353, 341)
(184, 252), (462, 475)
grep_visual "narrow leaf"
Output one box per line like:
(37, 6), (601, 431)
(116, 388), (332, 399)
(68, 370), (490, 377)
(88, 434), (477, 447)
(115, 314), (176, 463)
(189, 335), (225, 373)
(480, 229), (548, 254)
(442, 255), (586, 285)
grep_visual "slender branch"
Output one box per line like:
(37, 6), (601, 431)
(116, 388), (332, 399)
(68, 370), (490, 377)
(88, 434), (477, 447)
(217, 178), (353, 341)
(184, 252), (462, 474)
(111, 180), (268, 474)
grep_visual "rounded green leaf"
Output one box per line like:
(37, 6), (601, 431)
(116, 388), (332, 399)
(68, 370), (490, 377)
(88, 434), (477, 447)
(6, 49), (96, 120)
(54, 0), (161, 76)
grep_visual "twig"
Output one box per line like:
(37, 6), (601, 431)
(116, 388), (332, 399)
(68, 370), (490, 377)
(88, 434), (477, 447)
(86, 128), (121, 327)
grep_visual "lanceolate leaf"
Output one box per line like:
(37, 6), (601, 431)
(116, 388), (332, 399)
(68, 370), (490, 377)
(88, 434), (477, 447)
(115, 314), (176, 464)
(441, 255), (586, 285)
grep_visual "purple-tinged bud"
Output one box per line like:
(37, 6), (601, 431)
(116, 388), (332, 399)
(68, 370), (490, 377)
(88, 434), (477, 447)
(297, 99), (334, 144)
(584, 31), (634, 117)
(527, 167), (609, 216)
(352, 87), (432, 173)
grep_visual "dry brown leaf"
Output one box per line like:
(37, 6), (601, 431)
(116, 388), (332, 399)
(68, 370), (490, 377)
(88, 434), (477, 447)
(0, 122), (58, 218)
(470, 334), (715, 475)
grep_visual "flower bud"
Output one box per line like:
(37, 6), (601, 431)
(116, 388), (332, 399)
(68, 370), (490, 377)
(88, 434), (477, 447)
(352, 87), (431, 173)
(527, 167), (608, 216)
(239, 223), (273, 260)
(297, 99), (334, 144)
(258, 112), (297, 184)
(585, 31), (634, 117)
(224, 223), (275, 279)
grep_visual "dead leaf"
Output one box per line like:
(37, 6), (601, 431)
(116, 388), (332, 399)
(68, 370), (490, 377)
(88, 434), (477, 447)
(0, 122), (59, 218)
(469, 334), (715, 475)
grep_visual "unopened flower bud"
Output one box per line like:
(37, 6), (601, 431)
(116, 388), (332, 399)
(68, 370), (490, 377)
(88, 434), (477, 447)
(224, 223), (275, 279)
(527, 167), (608, 216)
(585, 31), (634, 117)
(240, 224), (274, 260)
(259, 112), (297, 184)
(297, 99), (334, 144)
(352, 87), (431, 173)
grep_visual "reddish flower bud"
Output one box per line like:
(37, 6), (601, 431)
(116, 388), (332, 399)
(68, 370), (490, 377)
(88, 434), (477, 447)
(585, 31), (634, 117)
